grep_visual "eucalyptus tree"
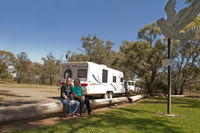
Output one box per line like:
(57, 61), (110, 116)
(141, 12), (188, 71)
(0, 50), (16, 80)
(41, 52), (60, 85)
(171, 16), (200, 95)
(68, 34), (117, 67)
(15, 52), (32, 83)
(28, 62), (43, 84)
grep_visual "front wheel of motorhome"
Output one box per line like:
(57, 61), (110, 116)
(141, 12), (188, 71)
(129, 90), (134, 96)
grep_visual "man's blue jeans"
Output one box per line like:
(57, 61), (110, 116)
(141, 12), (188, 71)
(61, 99), (79, 115)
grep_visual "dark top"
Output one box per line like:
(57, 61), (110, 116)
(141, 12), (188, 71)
(60, 85), (72, 100)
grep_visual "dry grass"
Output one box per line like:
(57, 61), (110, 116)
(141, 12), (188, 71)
(0, 81), (59, 89)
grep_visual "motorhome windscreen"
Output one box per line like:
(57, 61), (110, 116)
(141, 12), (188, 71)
(77, 69), (87, 78)
(128, 82), (132, 86)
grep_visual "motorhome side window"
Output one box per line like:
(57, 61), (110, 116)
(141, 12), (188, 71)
(77, 69), (87, 78)
(120, 77), (124, 82)
(102, 69), (108, 83)
(113, 76), (116, 83)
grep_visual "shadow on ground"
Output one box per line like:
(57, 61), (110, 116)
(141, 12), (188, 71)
(0, 100), (38, 106)
(0, 90), (30, 98)
(141, 97), (200, 109)
(47, 96), (60, 100)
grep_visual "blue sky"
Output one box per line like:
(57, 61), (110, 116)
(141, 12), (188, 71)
(0, 0), (186, 63)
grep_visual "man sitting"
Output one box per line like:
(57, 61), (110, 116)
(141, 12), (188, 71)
(60, 78), (79, 117)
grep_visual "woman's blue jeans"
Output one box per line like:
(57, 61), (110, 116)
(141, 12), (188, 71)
(61, 99), (79, 115)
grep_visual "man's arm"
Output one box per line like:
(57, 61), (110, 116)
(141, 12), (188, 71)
(62, 93), (74, 103)
(62, 92), (69, 100)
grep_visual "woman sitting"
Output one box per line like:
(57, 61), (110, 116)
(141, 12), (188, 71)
(72, 79), (92, 117)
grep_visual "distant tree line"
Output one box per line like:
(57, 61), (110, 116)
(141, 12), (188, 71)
(0, 51), (60, 86)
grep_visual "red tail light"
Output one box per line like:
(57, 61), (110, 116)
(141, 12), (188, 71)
(59, 82), (64, 85)
(81, 83), (88, 87)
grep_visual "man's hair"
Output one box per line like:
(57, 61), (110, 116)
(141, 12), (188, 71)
(66, 78), (72, 86)
(66, 77), (72, 82)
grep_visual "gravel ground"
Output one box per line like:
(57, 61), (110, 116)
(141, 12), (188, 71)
(0, 87), (60, 109)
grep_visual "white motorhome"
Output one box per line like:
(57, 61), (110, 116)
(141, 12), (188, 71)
(60, 62), (125, 98)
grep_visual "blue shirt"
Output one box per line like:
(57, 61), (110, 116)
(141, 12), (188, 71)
(72, 85), (83, 97)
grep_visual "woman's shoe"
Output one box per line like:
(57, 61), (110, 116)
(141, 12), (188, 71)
(88, 112), (92, 115)
(80, 113), (85, 117)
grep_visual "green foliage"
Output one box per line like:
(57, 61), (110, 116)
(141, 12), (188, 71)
(15, 52), (32, 83)
(68, 34), (116, 67)
(137, 23), (161, 44)
(12, 97), (200, 133)
(0, 70), (13, 80)
(169, 15), (200, 94)
(0, 50), (16, 80)
(0, 50), (17, 65)
(28, 63), (43, 84)
(172, 41), (200, 95)
(41, 52), (61, 86)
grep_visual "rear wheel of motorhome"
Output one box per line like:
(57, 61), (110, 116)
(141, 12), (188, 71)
(108, 92), (113, 99)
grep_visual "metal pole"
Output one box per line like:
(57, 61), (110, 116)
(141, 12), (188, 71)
(167, 38), (171, 114)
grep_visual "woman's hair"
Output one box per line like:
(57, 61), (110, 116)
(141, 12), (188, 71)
(74, 79), (80, 87)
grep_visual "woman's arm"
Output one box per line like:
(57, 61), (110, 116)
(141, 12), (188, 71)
(73, 92), (83, 100)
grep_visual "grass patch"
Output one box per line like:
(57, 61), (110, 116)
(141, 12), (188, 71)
(0, 81), (58, 89)
(11, 97), (200, 133)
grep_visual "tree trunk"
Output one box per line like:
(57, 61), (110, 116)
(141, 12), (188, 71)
(144, 77), (150, 97)
(50, 77), (53, 86)
(18, 78), (21, 83)
(179, 83), (186, 95)
(174, 86), (178, 95)
(179, 87), (184, 95)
